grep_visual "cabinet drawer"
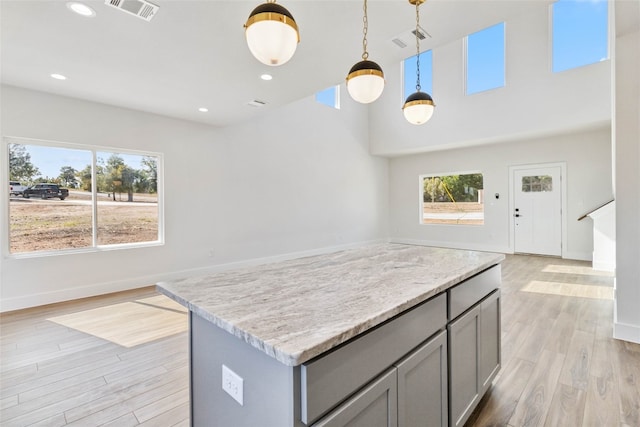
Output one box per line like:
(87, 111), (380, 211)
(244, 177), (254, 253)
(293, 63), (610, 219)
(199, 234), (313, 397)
(312, 368), (398, 427)
(301, 293), (447, 425)
(448, 264), (500, 320)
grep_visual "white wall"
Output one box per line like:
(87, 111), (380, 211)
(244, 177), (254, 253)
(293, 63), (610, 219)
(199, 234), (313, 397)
(612, 0), (640, 343)
(369, 0), (611, 156)
(0, 85), (389, 311)
(589, 202), (615, 272)
(388, 129), (612, 259)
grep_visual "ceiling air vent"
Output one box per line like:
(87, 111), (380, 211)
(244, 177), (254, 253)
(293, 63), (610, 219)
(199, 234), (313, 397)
(412, 29), (427, 40)
(390, 27), (431, 49)
(104, 0), (159, 22)
(248, 100), (267, 108)
(391, 38), (407, 48)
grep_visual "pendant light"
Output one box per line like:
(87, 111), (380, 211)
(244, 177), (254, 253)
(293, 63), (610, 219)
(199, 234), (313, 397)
(346, 0), (385, 104)
(403, 0), (435, 125)
(244, 0), (300, 66)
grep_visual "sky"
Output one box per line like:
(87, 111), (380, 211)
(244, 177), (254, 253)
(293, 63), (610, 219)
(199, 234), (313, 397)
(23, 145), (150, 180)
(401, 0), (607, 98)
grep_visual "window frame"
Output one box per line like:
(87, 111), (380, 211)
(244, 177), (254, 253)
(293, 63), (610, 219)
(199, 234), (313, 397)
(418, 171), (485, 226)
(402, 49), (434, 104)
(464, 22), (506, 95)
(550, 0), (609, 73)
(315, 85), (341, 109)
(3, 136), (164, 258)
(521, 175), (554, 193)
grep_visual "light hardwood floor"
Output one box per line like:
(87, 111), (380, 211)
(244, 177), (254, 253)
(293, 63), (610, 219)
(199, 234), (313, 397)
(1, 255), (638, 426)
(0, 289), (189, 427)
(468, 255), (640, 427)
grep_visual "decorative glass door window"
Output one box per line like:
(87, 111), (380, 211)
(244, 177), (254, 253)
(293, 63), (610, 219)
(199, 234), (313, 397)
(521, 175), (553, 192)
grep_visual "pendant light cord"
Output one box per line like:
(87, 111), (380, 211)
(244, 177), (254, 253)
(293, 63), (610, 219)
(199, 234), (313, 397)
(362, 0), (369, 60)
(415, 2), (421, 92)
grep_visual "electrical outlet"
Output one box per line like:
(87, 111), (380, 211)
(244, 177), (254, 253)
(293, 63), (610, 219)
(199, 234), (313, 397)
(222, 364), (243, 406)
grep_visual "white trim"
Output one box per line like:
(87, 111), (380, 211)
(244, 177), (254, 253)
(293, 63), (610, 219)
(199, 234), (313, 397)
(2, 136), (165, 259)
(417, 170), (485, 226)
(390, 237), (509, 255)
(0, 239), (387, 312)
(1, 143), (10, 256)
(563, 250), (591, 262)
(3, 135), (162, 159)
(592, 260), (615, 272)
(465, 22), (506, 95)
(508, 162), (568, 258)
(613, 321), (640, 345)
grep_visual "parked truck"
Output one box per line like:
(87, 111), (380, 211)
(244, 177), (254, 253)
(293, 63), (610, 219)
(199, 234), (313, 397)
(22, 184), (69, 200)
(9, 181), (28, 196)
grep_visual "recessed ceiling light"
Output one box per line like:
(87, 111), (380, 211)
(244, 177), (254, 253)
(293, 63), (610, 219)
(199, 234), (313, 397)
(198, 107), (209, 113)
(260, 74), (273, 81)
(66, 2), (96, 17)
(50, 74), (68, 80)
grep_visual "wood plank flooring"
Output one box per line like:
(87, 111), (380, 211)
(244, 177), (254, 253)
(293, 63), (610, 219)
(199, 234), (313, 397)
(467, 255), (640, 427)
(0, 288), (189, 427)
(1, 255), (638, 426)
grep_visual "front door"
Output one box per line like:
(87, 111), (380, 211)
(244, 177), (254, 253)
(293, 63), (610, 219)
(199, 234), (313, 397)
(513, 166), (562, 256)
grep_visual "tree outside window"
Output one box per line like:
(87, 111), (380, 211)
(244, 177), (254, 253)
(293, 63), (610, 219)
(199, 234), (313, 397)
(421, 173), (484, 225)
(6, 139), (162, 254)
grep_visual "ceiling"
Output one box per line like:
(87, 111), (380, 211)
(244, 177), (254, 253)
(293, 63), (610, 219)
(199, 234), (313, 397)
(1, 0), (544, 128)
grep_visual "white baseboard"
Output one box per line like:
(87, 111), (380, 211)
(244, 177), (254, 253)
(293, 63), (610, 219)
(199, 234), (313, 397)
(613, 321), (640, 344)
(592, 260), (615, 272)
(563, 251), (592, 261)
(389, 237), (509, 255)
(0, 239), (387, 313)
(0, 279), (153, 313)
(168, 239), (388, 280)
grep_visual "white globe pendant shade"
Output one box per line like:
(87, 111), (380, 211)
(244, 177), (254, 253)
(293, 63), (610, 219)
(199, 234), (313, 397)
(346, 60), (385, 104)
(403, 91), (435, 125)
(244, 2), (300, 66)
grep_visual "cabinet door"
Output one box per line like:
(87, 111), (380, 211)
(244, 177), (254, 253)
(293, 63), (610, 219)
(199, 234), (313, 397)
(397, 330), (448, 427)
(313, 368), (397, 427)
(479, 290), (501, 392)
(448, 305), (481, 427)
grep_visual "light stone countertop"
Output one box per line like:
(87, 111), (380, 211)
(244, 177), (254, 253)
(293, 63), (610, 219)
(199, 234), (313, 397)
(157, 243), (505, 366)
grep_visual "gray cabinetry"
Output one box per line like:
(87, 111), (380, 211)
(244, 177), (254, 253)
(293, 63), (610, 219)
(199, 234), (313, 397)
(397, 330), (448, 427)
(314, 328), (448, 427)
(312, 368), (398, 427)
(301, 294), (446, 425)
(448, 289), (501, 427)
(179, 257), (502, 427)
(479, 290), (501, 392)
(448, 304), (481, 427)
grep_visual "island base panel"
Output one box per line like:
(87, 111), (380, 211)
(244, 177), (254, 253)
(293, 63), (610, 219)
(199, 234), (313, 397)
(191, 312), (304, 427)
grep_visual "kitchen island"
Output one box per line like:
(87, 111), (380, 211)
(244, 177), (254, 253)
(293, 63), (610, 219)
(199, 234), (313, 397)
(157, 243), (505, 427)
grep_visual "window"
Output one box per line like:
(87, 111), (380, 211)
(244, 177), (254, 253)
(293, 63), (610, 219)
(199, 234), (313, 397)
(404, 50), (433, 100)
(466, 22), (505, 95)
(315, 85), (340, 109)
(421, 173), (484, 225)
(6, 138), (162, 255)
(521, 175), (553, 192)
(552, 0), (608, 73)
